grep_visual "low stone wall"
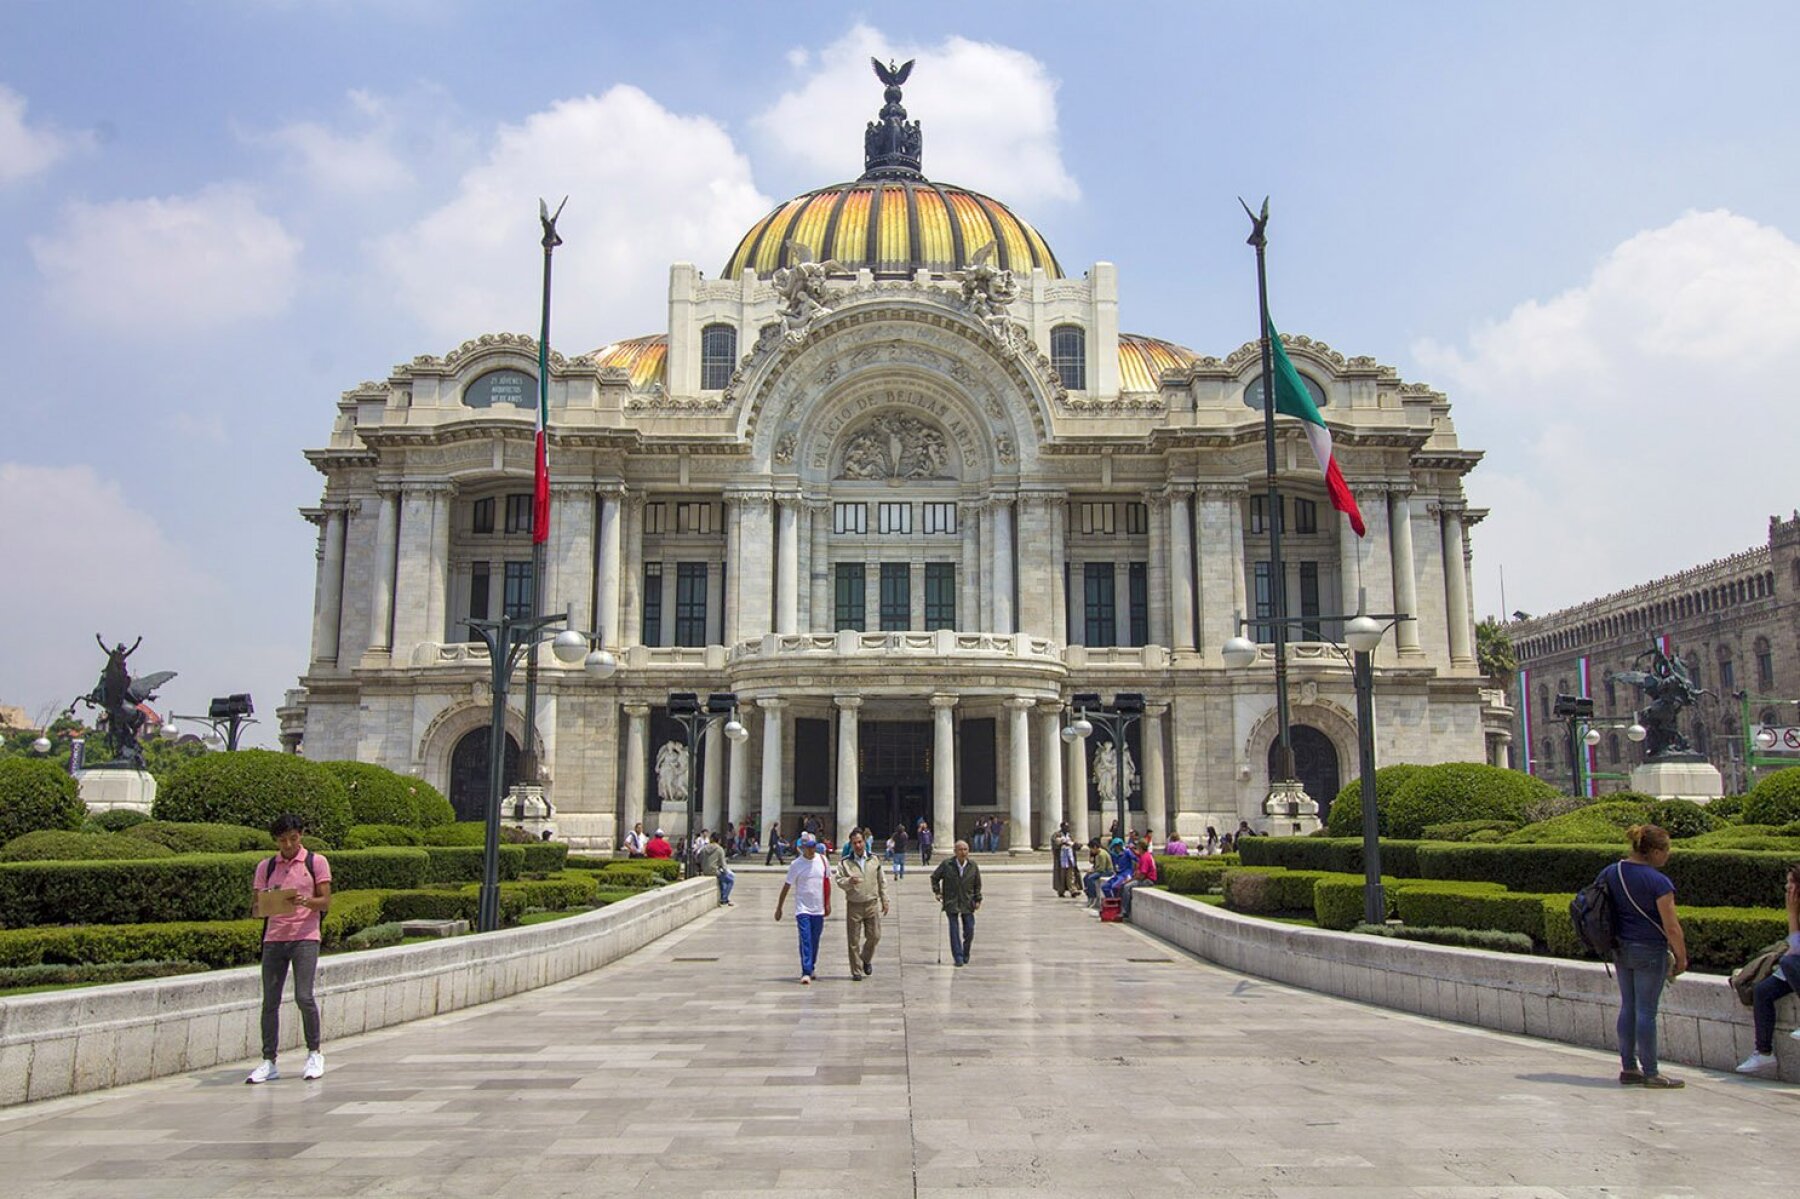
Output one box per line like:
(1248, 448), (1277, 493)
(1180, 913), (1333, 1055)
(1132, 888), (1799, 1081)
(0, 879), (717, 1106)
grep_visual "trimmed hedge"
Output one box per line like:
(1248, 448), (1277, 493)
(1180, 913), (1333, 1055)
(155, 750), (352, 846)
(90, 808), (152, 832)
(422, 845), (525, 883)
(127, 820), (275, 855)
(0, 830), (176, 862)
(1744, 767), (1800, 826)
(1385, 762), (1562, 840)
(0, 758), (86, 844)
(342, 824), (424, 849)
(1324, 764), (1423, 837)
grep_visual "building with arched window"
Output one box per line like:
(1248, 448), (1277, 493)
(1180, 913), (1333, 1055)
(283, 66), (1506, 848)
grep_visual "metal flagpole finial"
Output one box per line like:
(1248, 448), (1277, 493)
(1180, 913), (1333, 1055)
(539, 196), (567, 249)
(1239, 196), (1269, 248)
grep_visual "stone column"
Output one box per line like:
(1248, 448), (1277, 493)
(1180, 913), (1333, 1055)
(425, 486), (452, 646)
(621, 494), (644, 648)
(702, 718), (724, 838)
(1005, 697), (1034, 851)
(1143, 703), (1168, 839)
(1067, 727), (1090, 844)
(759, 698), (786, 836)
(777, 496), (799, 635)
(739, 494), (775, 641)
(931, 695), (957, 843)
(1145, 492), (1169, 646)
(1441, 504), (1474, 664)
(595, 488), (623, 645)
(1168, 489), (1196, 651)
(622, 704), (649, 843)
(834, 697), (861, 842)
(1037, 704), (1064, 844)
(727, 716), (749, 829)
(1390, 490), (1422, 655)
(312, 507), (347, 665)
(367, 488), (399, 657)
(991, 498), (1016, 634)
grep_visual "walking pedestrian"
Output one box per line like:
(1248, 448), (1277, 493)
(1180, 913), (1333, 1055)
(698, 830), (735, 906)
(1051, 822), (1079, 896)
(834, 829), (890, 981)
(931, 839), (982, 967)
(246, 814), (331, 1084)
(918, 821), (933, 866)
(774, 834), (831, 984)
(1601, 823), (1688, 1087)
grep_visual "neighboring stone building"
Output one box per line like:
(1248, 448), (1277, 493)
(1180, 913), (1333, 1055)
(284, 67), (1506, 849)
(1509, 514), (1800, 794)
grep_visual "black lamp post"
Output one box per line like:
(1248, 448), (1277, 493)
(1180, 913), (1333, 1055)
(664, 692), (748, 879)
(1063, 692), (1146, 844)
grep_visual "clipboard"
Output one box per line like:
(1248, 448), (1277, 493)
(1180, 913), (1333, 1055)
(253, 888), (299, 917)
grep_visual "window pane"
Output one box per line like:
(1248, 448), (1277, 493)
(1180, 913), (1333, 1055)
(674, 562), (708, 646)
(835, 563), (866, 631)
(1084, 561), (1116, 648)
(642, 562), (663, 646)
(924, 562), (956, 630)
(880, 562), (911, 631)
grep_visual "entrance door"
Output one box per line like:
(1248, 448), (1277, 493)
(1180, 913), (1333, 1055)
(856, 721), (932, 837)
(449, 727), (521, 822)
(1268, 725), (1341, 822)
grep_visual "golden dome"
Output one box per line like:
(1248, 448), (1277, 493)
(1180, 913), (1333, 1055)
(723, 181), (1062, 281)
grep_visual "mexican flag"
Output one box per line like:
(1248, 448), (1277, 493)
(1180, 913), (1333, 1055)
(532, 355), (550, 546)
(1269, 320), (1365, 537)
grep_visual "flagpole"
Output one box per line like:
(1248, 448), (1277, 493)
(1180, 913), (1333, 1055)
(520, 198), (565, 787)
(1244, 197), (1297, 792)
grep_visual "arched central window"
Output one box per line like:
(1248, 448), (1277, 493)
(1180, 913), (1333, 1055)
(700, 323), (737, 390)
(1051, 325), (1086, 391)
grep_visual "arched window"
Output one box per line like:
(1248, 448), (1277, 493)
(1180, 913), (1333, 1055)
(700, 323), (737, 390)
(1051, 325), (1087, 390)
(1244, 370), (1329, 411)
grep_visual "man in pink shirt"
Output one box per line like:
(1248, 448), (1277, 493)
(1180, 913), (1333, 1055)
(247, 814), (332, 1084)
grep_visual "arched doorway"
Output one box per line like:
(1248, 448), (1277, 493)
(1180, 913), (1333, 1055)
(449, 727), (521, 822)
(1268, 725), (1341, 822)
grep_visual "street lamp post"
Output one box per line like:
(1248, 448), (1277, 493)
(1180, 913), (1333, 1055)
(1063, 692), (1146, 843)
(665, 692), (748, 879)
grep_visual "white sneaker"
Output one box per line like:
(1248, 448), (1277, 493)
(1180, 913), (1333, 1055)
(1736, 1051), (1778, 1075)
(246, 1059), (279, 1084)
(303, 1051), (325, 1080)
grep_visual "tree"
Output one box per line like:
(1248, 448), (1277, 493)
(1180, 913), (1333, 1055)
(1477, 617), (1517, 690)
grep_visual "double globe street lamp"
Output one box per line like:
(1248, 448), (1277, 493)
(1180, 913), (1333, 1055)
(664, 693), (749, 878)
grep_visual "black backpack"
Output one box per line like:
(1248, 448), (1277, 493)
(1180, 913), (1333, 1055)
(1570, 864), (1620, 958)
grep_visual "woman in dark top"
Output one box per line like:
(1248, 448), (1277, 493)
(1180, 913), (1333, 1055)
(1600, 823), (1689, 1088)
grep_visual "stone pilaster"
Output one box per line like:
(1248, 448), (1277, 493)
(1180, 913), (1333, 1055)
(931, 694), (957, 842)
(834, 696), (861, 842)
(1005, 697), (1034, 852)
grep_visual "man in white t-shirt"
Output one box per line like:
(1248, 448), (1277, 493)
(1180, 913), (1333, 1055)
(774, 834), (832, 984)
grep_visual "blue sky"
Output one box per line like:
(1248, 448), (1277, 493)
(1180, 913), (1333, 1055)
(3, 2), (1798, 741)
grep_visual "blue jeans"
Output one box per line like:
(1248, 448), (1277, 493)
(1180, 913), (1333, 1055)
(795, 913), (824, 977)
(946, 912), (975, 964)
(1752, 953), (1800, 1053)
(1615, 940), (1669, 1075)
(715, 870), (735, 905)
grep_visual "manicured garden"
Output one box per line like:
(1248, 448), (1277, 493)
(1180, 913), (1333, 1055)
(1158, 761), (1800, 973)
(0, 752), (666, 994)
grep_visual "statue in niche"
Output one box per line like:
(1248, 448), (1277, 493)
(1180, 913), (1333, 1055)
(654, 739), (690, 808)
(836, 412), (951, 480)
(772, 241), (844, 342)
(1093, 741), (1139, 809)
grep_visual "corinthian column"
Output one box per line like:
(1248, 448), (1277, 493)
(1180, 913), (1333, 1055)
(759, 698), (786, 836)
(1005, 697), (1034, 852)
(931, 694), (957, 843)
(834, 696), (861, 842)
(622, 704), (649, 842)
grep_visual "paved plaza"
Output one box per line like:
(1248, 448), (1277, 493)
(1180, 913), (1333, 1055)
(0, 871), (1794, 1197)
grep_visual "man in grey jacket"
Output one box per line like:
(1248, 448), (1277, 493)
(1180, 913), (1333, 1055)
(834, 828), (889, 980)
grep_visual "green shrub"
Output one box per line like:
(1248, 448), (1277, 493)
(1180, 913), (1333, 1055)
(1352, 923), (1536, 954)
(155, 750), (352, 846)
(0, 919), (263, 968)
(521, 842), (569, 874)
(1384, 763), (1562, 840)
(127, 820), (274, 855)
(0, 959), (210, 989)
(1222, 867), (1334, 914)
(1421, 820), (1521, 842)
(1394, 883), (1551, 941)
(341, 824), (424, 849)
(1645, 798), (1721, 839)
(0, 758), (86, 844)
(343, 922), (407, 950)
(1324, 764), (1423, 837)
(422, 821), (539, 847)
(1744, 767), (1800, 826)
(421, 845), (525, 883)
(0, 829), (176, 862)
(1162, 856), (1239, 895)
(1707, 794), (1747, 821)
(1504, 800), (1649, 845)
(90, 808), (151, 832)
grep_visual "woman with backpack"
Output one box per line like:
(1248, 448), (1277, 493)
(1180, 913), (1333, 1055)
(1601, 823), (1689, 1088)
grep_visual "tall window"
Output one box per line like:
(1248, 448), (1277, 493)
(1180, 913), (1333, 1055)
(642, 562), (663, 646)
(1128, 562), (1148, 647)
(924, 562), (956, 630)
(923, 502), (958, 534)
(502, 562), (533, 619)
(469, 563), (490, 621)
(835, 563), (866, 630)
(472, 497), (495, 534)
(1051, 324), (1087, 390)
(1253, 561), (1273, 643)
(1757, 637), (1774, 689)
(674, 563), (708, 646)
(878, 502), (913, 534)
(834, 502), (868, 534)
(504, 494), (533, 535)
(1084, 561), (1117, 647)
(880, 563), (911, 631)
(1299, 561), (1321, 640)
(1294, 499), (1318, 534)
(700, 323), (737, 390)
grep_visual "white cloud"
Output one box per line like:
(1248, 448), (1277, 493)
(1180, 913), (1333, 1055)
(1413, 209), (1800, 619)
(29, 184), (302, 334)
(374, 85), (772, 347)
(259, 89), (414, 197)
(754, 24), (1079, 204)
(0, 83), (75, 185)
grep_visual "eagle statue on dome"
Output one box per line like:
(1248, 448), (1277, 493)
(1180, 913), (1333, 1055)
(772, 240), (844, 342)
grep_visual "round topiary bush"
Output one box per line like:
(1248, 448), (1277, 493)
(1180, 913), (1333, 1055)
(1325, 764), (1424, 837)
(90, 808), (152, 832)
(1645, 798), (1720, 839)
(154, 750), (351, 846)
(0, 757), (87, 845)
(1383, 762), (1562, 840)
(0, 828), (176, 862)
(1743, 767), (1800, 827)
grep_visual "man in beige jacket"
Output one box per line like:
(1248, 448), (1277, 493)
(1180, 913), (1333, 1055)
(834, 828), (890, 981)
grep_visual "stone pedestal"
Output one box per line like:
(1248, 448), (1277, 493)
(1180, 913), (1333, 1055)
(1630, 756), (1724, 803)
(1262, 780), (1319, 836)
(75, 767), (157, 814)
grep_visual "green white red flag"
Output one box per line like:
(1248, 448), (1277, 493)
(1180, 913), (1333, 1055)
(1269, 320), (1364, 537)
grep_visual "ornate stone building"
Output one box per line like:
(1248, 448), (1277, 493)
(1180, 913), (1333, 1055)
(283, 69), (1506, 848)
(1509, 514), (1800, 794)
